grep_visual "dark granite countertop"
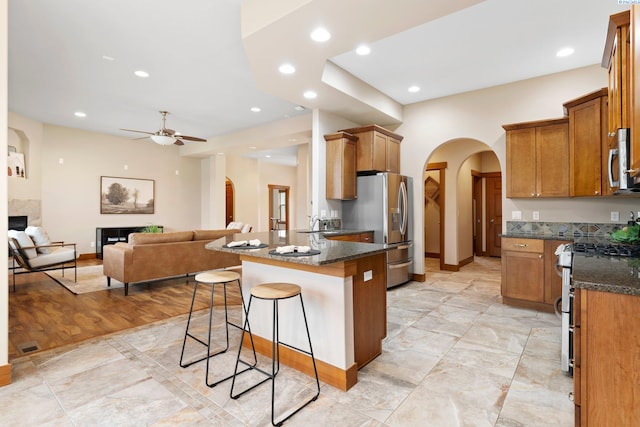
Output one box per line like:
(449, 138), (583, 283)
(206, 230), (387, 266)
(572, 254), (640, 296)
(294, 228), (372, 237)
(499, 233), (573, 241)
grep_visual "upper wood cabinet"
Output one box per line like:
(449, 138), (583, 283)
(503, 118), (570, 198)
(603, 11), (630, 137)
(325, 131), (357, 200)
(563, 88), (611, 196)
(340, 125), (403, 174)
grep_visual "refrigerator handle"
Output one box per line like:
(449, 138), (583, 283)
(399, 181), (408, 235)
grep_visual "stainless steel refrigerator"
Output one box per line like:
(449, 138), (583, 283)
(342, 172), (413, 288)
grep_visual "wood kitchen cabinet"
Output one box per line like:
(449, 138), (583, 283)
(340, 124), (403, 174)
(325, 131), (357, 200)
(352, 252), (387, 368)
(501, 237), (563, 311)
(324, 231), (373, 243)
(563, 88), (611, 196)
(603, 11), (630, 139)
(574, 288), (640, 426)
(503, 118), (569, 198)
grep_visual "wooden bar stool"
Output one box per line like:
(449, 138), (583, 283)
(230, 283), (320, 426)
(179, 270), (257, 388)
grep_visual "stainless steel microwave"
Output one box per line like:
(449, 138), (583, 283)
(609, 128), (640, 193)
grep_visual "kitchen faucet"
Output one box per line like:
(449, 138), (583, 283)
(309, 215), (320, 231)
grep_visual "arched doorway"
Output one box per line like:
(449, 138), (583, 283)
(423, 139), (502, 271)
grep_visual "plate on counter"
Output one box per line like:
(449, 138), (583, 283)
(223, 243), (268, 249)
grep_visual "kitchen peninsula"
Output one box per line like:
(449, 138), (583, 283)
(207, 231), (388, 391)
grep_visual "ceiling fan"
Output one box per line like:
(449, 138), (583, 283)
(121, 111), (207, 146)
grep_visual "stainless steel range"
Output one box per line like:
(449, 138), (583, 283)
(556, 243), (573, 375)
(556, 241), (640, 375)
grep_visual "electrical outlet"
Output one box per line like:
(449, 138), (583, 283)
(364, 270), (373, 281)
(611, 211), (620, 222)
(533, 211), (540, 220)
(511, 211), (522, 220)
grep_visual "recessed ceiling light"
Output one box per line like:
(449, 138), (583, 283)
(279, 63), (296, 74)
(310, 27), (331, 42)
(294, 105), (306, 111)
(134, 70), (149, 78)
(251, 107), (261, 112)
(408, 85), (420, 93)
(303, 91), (317, 99)
(74, 111), (86, 118)
(556, 47), (574, 57)
(102, 55), (115, 61)
(356, 45), (371, 55)
(265, 154), (272, 158)
(249, 146), (257, 150)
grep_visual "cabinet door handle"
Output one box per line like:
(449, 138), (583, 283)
(538, 254), (543, 258)
(514, 243), (528, 248)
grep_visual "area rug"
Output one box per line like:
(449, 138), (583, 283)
(46, 265), (123, 294)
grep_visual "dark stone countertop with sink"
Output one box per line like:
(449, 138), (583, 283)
(206, 230), (386, 266)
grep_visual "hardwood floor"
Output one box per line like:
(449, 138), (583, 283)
(8, 259), (242, 361)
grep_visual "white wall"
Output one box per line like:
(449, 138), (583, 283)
(225, 154), (300, 231)
(398, 64), (640, 274)
(1, 0), (8, 373)
(7, 117), (203, 255)
(312, 110), (359, 220)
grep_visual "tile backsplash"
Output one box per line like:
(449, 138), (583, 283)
(506, 221), (628, 241)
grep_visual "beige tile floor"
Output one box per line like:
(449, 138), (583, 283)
(0, 257), (574, 426)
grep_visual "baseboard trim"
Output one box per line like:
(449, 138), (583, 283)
(78, 253), (97, 261)
(0, 363), (11, 387)
(459, 256), (474, 267)
(442, 263), (459, 272)
(424, 252), (440, 258)
(411, 273), (426, 282)
(243, 334), (358, 391)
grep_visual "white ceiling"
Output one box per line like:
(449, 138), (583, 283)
(8, 0), (629, 165)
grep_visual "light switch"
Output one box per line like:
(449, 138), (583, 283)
(611, 211), (620, 222)
(364, 270), (373, 281)
(533, 211), (540, 220)
(511, 211), (522, 220)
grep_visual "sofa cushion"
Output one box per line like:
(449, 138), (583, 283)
(25, 226), (52, 254)
(8, 230), (37, 258)
(129, 231), (194, 245)
(193, 229), (239, 241)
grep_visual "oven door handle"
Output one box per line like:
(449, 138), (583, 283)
(388, 260), (413, 269)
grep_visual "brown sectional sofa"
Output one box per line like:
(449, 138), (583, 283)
(102, 229), (241, 295)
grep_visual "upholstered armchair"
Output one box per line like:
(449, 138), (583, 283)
(8, 227), (77, 291)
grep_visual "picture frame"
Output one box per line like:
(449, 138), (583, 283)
(100, 176), (155, 214)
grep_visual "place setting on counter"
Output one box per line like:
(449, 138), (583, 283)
(222, 239), (268, 249)
(268, 245), (321, 257)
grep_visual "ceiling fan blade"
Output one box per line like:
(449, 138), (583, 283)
(120, 128), (154, 135)
(177, 135), (207, 142)
(174, 139), (185, 146)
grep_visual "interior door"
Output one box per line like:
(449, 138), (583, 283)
(486, 176), (502, 257)
(225, 178), (234, 226)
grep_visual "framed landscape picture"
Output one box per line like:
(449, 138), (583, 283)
(100, 176), (155, 214)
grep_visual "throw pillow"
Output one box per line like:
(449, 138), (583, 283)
(8, 230), (38, 259)
(25, 226), (52, 254)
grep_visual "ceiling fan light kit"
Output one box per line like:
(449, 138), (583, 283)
(121, 111), (207, 146)
(150, 134), (177, 145)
